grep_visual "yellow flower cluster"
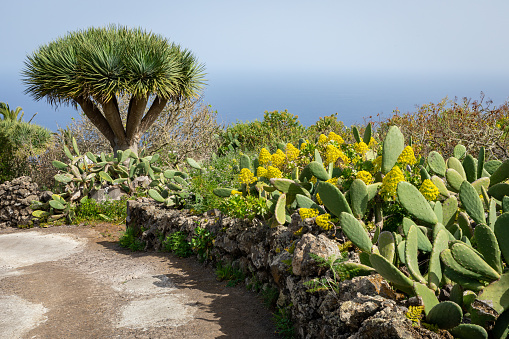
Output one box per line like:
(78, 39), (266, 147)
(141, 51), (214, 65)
(328, 131), (344, 144)
(325, 144), (342, 164)
(231, 190), (242, 195)
(419, 179), (439, 201)
(356, 171), (373, 184)
(354, 141), (369, 156)
(397, 146), (417, 166)
(315, 213), (333, 230)
(286, 143), (300, 161)
(299, 208), (319, 220)
(239, 168), (256, 184)
(368, 137), (378, 149)
(259, 148), (271, 165)
(266, 166), (282, 179)
(380, 166), (405, 200)
(316, 192), (323, 204)
(326, 177), (339, 186)
(271, 149), (286, 168)
(300, 140), (309, 150)
(318, 134), (328, 144)
(257, 166), (268, 177)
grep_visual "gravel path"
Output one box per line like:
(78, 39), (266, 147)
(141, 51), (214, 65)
(0, 224), (278, 339)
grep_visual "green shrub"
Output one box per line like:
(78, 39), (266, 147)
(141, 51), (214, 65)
(219, 110), (305, 154)
(218, 194), (269, 221)
(119, 226), (145, 251)
(187, 150), (244, 214)
(74, 197), (127, 224)
(0, 120), (52, 183)
(215, 261), (245, 287)
(162, 231), (193, 257)
(370, 94), (509, 160)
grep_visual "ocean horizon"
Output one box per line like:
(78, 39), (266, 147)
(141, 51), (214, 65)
(1, 70), (508, 131)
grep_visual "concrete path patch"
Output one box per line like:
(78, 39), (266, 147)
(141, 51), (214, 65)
(116, 295), (195, 330)
(0, 295), (47, 339)
(0, 231), (83, 269)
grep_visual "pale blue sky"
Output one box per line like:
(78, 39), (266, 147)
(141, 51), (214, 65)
(1, 0), (509, 128)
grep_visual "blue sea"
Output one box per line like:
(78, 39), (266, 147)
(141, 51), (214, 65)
(1, 70), (508, 131)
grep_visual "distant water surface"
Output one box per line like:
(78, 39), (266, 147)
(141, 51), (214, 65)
(1, 70), (508, 130)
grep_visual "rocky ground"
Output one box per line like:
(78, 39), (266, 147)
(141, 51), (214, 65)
(0, 223), (278, 339)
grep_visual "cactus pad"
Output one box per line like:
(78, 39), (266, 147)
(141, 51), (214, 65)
(349, 179), (368, 218)
(428, 151), (447, 177)
(317, 182), (352, 217)
(459, 181), (486, 225)
(369, 252), (414, 294)
(447, 156), (467, 179)
(339, 212), (372, 253)
(382, 126), (405, 174)
(449, 324), (488, 339)
(426, 301), (463, 329)
(474, 224), (502, 274)
(397, 181), (438, 225)
(446, 168), (465, 192)
(450, 242), (500, 282)
(494, 212), (509, 265)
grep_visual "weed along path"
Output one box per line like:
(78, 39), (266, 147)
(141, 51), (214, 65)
(0, 224), (278, 339)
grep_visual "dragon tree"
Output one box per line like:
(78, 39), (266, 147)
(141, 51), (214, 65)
(22, 25), (205, 154)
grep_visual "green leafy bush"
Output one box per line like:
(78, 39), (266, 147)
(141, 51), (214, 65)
(162, 231), (193, 257)
(0, 120), (52, 183)
(218, 194), (269, 221)
(119, 226), (145, 251)
(215, 261), (245, 287)
(370, 94), (509, 160)
(74, 197), (127, 224)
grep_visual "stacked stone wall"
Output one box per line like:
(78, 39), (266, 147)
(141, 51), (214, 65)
(127, 199), (450, 339)
(0, 176), (41, 228)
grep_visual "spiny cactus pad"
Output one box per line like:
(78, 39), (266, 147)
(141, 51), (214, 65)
(449, 324), (488, 339)
(475, 272), (509, 315)
(442, 196), (458, 227)
(339, 212), (372, 253)
(459, 180), (486, 225)
(308, 161), (329, 181)
(378, 231), (396, 263)
(428, 151), (447, 177)
(369, 252), (413, 294)
(317, 182), (352, 217)
(426, 301), (463, 329)
(349, 179), (368, 218)
(405, 225), (426, 283)
(413, 282), (439, 316)
(447, 156), (467, 179)
(494, 212), (509, 265)
(397, 181), (438, 225)
(463, 154), (478, 183)
(474, 224), (503, 274)
(453, 144), (467, 160)
(381, 126), (405, 174)
(489, 159), (509, 187)
(428, 229), (449, 290)
(450, 242), (500, 282)
(488, 183), (509, 201)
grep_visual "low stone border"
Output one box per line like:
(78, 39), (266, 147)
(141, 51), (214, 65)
(127, 199), (449, 338)
(0, 176), (42, 228)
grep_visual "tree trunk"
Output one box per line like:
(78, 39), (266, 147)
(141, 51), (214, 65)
(77, 94), (168, 157)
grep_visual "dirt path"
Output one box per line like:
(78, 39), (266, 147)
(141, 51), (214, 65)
(0, 224), (278, 339)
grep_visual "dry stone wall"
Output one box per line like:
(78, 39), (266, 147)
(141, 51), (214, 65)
(0, 176), (41, 228)
(127, 199), (451, 339)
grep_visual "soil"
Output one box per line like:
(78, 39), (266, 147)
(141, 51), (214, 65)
(0, 223), (279, 339)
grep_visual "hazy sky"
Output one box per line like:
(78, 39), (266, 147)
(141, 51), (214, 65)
(1, 0), (509, 128)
